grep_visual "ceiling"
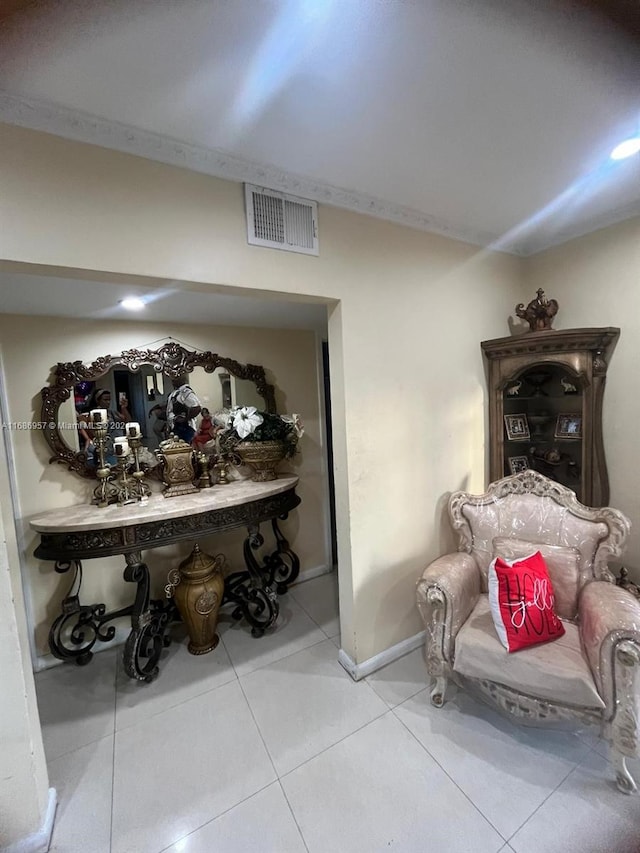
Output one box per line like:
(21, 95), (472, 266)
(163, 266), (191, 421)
(0, 270), (329, 332)
(0, 0), (638, 265)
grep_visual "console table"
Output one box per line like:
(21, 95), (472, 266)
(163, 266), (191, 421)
(30, 477), (301, 682)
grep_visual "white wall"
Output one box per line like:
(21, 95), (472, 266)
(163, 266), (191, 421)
(0, 315), (328, 657)
(524, 216), (640, 572)
(0, 419), (50, 849)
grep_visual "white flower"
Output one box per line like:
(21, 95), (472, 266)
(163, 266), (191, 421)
(213, 410), (232, 428)
(232, 406), (264, 439)
(282, 413), (304, 438)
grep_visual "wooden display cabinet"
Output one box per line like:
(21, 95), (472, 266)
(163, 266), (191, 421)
(481, 327), (619, 507)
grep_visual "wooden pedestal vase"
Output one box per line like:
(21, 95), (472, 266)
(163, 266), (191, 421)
(170, 545), (226, 655)
(235, 440), (286, 481)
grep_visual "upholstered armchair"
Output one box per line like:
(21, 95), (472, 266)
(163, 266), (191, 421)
(416, 471), (640, 793)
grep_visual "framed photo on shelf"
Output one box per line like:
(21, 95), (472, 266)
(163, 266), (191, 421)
(508, 456), (530, 475)
(555, 413), (582, 439)
(504, 413), (530, 441)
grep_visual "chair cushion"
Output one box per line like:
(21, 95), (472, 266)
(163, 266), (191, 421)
(493, 537), (581, 621)
(453, 597), (604, 709)
(488, 551), (565, 652)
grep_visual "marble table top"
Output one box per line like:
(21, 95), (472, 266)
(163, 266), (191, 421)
(29, 476), (299, 533)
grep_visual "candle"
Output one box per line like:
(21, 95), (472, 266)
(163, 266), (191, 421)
(114, 438), (129, 457)
(91, 408), (107, 423)
(127, 422), (141, 438)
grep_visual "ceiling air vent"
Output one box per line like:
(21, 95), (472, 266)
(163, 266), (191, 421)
(245, 184), (319, 256)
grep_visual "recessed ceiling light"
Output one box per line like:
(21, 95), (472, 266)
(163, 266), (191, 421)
(610, 137), (640, 161)
(120, 297), (146, 311)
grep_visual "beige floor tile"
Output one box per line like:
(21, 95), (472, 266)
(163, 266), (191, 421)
(115, 627), (236, 730)
(281, 712), (504, 853)
(47, 735), (113, 853)
(163, 783), (307, 853)
(111, 681), (276, 853)
(365, 646), (428, 707)
(395, 689), (590, 839)
(509, 749), (640, 853)
(241, 638), (388, 775)
(219, 597), (326, 677)
(289, 571), (340, 637)
(35, 648), (117, 762)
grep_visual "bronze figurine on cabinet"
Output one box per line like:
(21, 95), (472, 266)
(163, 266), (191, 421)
(515, 288), (559, 331)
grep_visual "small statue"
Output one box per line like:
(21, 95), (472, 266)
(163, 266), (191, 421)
(515, 288), (559, 332)
(506, 380), (522, 396)
(561, 376), (578, 395)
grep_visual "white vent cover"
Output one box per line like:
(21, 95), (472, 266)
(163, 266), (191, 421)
(245, 184), (318, 255)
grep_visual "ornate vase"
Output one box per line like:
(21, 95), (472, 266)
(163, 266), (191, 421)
(156, 436), (199, 498)
(168, 544), (226, 655)
(235, 439), (286, 481)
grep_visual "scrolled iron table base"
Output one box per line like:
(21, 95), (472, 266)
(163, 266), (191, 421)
(48, 554), (178, 682)
(222, 513), (300, 637)
(34, 479), (301, 681)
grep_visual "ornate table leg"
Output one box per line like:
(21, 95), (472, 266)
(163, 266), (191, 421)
(48, 560), (133, 666)
(122, 551), (177, 682)
(263, 513), (300, 594)
(223, 525), (279, 638)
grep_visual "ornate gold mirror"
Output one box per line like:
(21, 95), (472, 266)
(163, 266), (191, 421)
(40, 342), (276, 479)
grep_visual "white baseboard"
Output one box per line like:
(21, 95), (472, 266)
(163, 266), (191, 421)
(338, 631), (425, 681)
(2, 787), (56, 853)
(291, 564), (334, 585)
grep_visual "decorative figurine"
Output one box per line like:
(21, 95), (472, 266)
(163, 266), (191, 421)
(561, 376), (578, 395)
(505, 380), (522, 396)
(195, 451), (213, 489)
(515, 288), (559, 332)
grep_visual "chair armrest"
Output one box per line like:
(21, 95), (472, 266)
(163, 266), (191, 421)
(579, 581), (640, 709)
(416, 552), (480, 668)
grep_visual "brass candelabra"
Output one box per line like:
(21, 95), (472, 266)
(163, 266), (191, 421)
(91, 422), (119, 507)
(90, 415), (150, 507)
(129, 435), (151, 502)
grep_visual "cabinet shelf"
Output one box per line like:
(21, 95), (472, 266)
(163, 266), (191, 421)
(482, 326), (620, 507)
(504, 395), (582, 402)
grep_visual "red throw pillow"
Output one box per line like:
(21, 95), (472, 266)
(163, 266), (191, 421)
(488, 551), (565, 652)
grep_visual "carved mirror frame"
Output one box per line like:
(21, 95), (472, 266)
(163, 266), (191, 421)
(40, 342), (277, 479)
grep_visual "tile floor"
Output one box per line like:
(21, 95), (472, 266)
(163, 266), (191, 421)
(35, 571), (640, 853)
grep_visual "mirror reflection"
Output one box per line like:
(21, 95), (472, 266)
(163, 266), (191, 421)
(42, 343), (276, 478)
(72, 365), (266, 456)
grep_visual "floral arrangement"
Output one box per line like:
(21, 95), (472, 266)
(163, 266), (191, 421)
(217, 407), (304, 459)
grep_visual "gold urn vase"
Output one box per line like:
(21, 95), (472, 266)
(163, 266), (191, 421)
(235, 439), (286, 481)
(169, 545), (226, 655)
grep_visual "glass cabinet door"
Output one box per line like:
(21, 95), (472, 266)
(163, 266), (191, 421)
(481, 327), (619, 508)
(502, 364), (583, 500)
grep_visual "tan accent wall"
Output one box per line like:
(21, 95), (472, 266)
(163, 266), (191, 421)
(0, 123), (523, 664)
(523, 216), (640, 572)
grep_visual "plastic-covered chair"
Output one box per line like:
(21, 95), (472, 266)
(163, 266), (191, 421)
(416, 471), (640, 793)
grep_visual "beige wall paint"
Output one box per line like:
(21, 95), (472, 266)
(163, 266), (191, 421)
(0, 315), (327, 657)
(524, 216), (640, 572)
(0, 123), (524, 665)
